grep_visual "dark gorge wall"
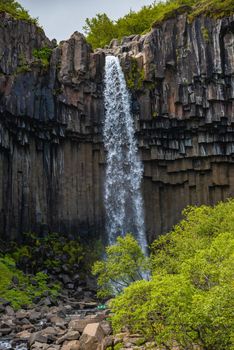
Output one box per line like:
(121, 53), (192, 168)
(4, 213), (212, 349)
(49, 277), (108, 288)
(0, 12), (234, 242)
(0, 13), (105, 240)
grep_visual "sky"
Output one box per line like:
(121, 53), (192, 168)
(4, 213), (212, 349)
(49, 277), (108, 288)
(20, 0), (155, 42)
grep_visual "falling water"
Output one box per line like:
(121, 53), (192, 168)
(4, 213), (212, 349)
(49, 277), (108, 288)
(103, 55), (147, 253)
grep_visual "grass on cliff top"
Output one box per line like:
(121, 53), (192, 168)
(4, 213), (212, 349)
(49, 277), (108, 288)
(84, 0), (234, 48)
(0, 0), (39, 25)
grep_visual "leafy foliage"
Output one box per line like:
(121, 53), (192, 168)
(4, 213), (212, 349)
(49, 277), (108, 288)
(32, 47), (53, 68)
(83, 13), (117, 49)
(84, 0), (234, 48)
(11, 232), (84, 274)
(109, 200), (234, 350)
(0, 255), (60, 309)
(92, 234), (149, 298)
(0, 0), (38, 25)
(10, 232), (103, 279)
(125, 58), (145, 90)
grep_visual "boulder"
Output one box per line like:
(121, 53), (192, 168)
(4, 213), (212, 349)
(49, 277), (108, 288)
(31, 341), (48, 349)
(68, 314), (105, 333)
(57, 330), (80, 344)
(29, 311), (41, 322)
(15, 329), (32, 340)
(15, 310), (29, 320)
(49, 316), (67, 327)
(5, 305), (15, 316)
(29, 331), (49, 346)
(79, 323), (105, 350)
(61, 340), (80, 350)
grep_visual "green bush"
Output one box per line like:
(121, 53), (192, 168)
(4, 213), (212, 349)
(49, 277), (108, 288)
(11, 232), (84, 274)
(125, 58), (144, 91)
(0, 0), (38, 25)
(0, 255), (60, 309)
(10, 232), (103, 280)
(32, 47), (52, 68)
(92, 233), (149, 298)
(109, 200), (234, 350)
(84, 0), (234, 49)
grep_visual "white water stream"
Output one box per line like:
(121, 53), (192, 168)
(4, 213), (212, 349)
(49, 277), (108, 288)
(103, 55), (147, 253)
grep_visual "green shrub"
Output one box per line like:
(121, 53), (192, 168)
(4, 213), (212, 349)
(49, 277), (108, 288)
(84, 0), (234, 49)
(92, 233), (149, 298)
(0, 0), (39, 25)
(125, 58), (144, 91)
(14, 52), (31, 74)
(11, 232), (84, 275)
(32, 47), (52, 68)
(109, 200), (234, 350)
(10, 232), (103, 280)
(0, 255), (60, 309)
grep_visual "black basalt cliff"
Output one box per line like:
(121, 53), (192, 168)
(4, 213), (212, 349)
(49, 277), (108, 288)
(0, 11), (233, 242)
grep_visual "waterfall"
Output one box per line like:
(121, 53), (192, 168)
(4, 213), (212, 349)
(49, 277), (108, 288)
(103, 55), (147, 253)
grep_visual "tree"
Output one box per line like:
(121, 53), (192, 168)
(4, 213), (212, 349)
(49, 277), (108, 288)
(110, 201), (234, 350)
(92, 234), (149, 298)
(83, 13), (117, 49)
(84, 0), (234, 49)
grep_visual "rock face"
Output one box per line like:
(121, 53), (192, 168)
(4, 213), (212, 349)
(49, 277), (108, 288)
(0, 13), (105, 241)
(0, 11), (233, 242)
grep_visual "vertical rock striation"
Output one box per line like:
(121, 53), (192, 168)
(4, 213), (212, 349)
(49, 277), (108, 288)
(0, 13), (105, 240)
(109, 13), (234, 241)
(0, 11), (233, 242)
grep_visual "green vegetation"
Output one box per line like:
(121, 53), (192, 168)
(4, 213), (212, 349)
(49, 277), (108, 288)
(0, 231), (104, 309)
(0, 0), (38, 25)
(0, 255), (60, 309)
(95, 200), (234, 349)
(84, 0), (234, 48)
(92, 233), (149, 298)
(11, 232), (103, 278)
(201, 25), (210, 42)
(125, 58), (145, 90)
(32, 47), (53, 68)
(14, 53), (31, 74)
(12, 232), (83, 274)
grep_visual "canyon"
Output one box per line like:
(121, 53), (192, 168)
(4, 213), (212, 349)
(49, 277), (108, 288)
(0, 11), (233, 242)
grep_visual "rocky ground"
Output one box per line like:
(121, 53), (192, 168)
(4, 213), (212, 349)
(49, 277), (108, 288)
(0, 290), (154, 350)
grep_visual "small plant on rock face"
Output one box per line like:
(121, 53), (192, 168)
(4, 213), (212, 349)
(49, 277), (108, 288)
(32, 47), (52, 68)
(125, 58), (145, 91)
(92, 233), (149, 298)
